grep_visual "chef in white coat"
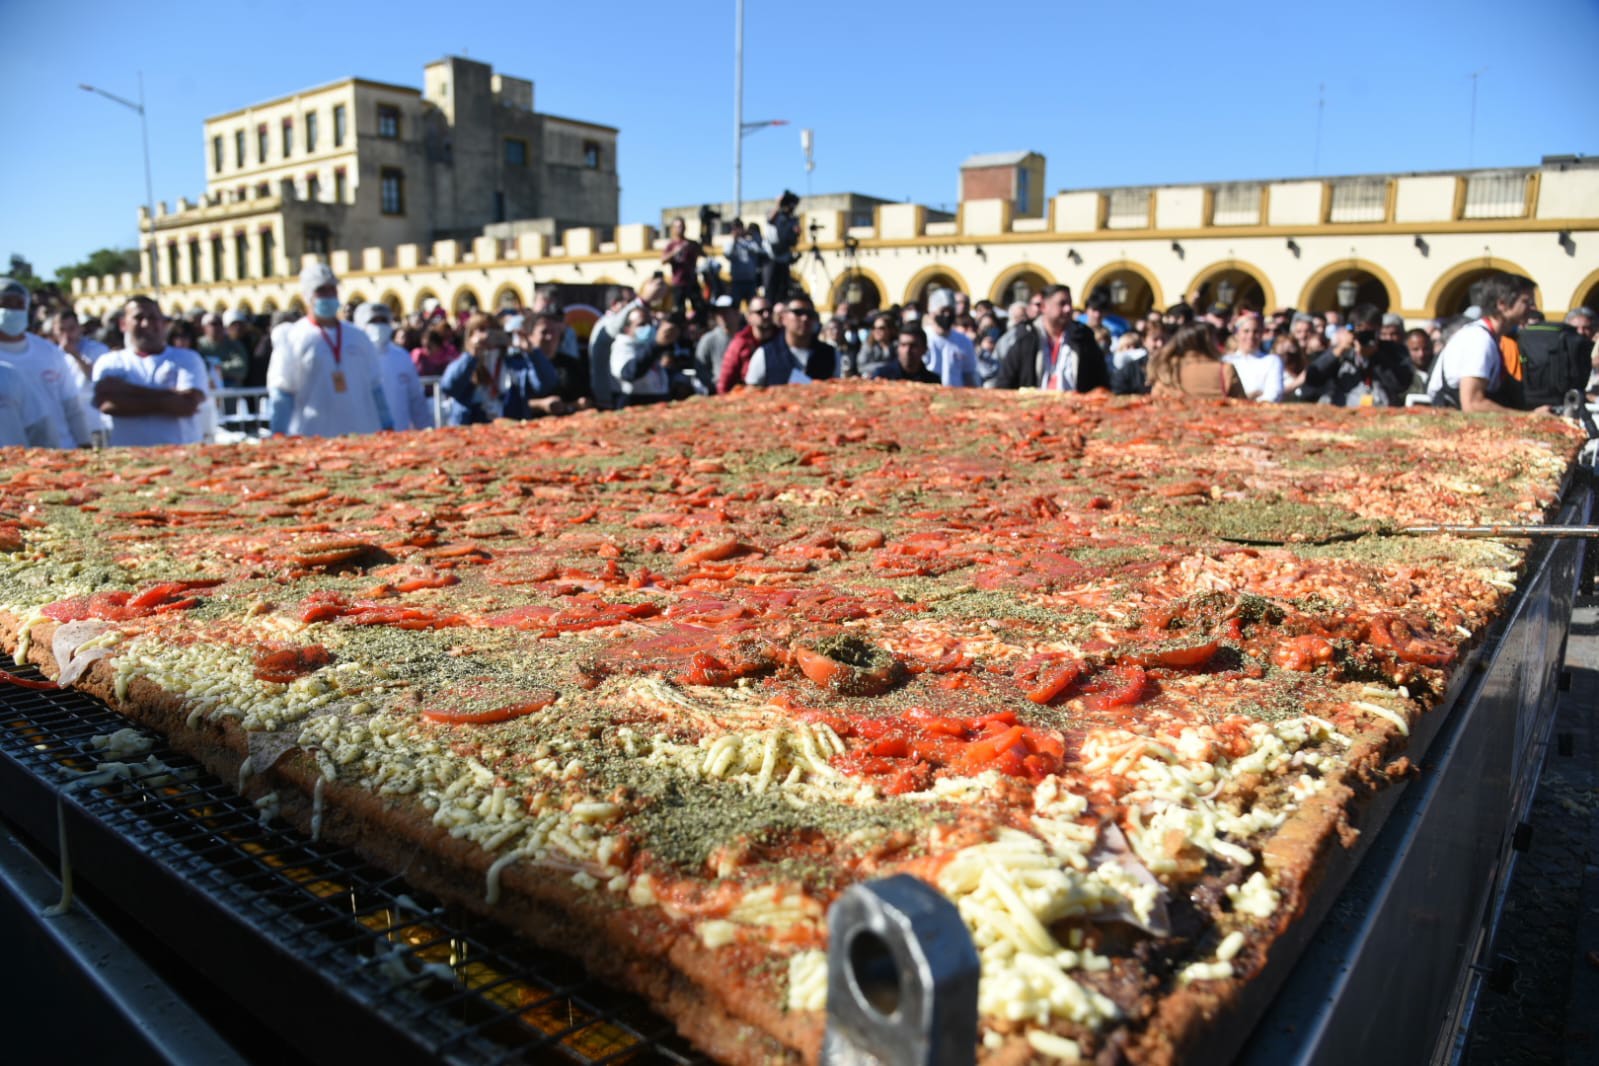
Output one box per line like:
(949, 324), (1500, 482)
(355, 301), (432, 431)
(267, 262), (391, 437)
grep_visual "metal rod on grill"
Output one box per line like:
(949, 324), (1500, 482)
(1398, 524), (1599, 538)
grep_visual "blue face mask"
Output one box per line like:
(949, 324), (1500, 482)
(634, 324), (656, 349)
(313, 297), (341, 319)
(0, 308), (27, 335)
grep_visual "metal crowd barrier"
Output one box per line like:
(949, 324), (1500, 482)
(208, 377), (444, 441)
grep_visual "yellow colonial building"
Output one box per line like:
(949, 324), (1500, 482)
(75, 152), (1599, 327)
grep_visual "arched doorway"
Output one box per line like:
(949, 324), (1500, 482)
(378, 290), (404, 316)
(1300, 264), (1394, 315)
(988, 263), (1057, 308)
(903, 265), (970, 308)
(1427, 258), (1542, 318)
(830, 268), (886, 316)
(414, 288), (441, 315)
(1082, 262), (1163, 318)
(492, 282), (525, 312)
(451, 286), (483, 315)
(236, 300), (255, 316)
(1571, 267), (1599, 315)
(286, 296), (305, 314)
(1187, 262), (1274, 315)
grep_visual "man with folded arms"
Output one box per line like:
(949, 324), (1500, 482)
(92, 295), (209, 446)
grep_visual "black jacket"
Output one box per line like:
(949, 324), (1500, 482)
(1295, 341), (1413, 405)
(994, 320), (1109, 391)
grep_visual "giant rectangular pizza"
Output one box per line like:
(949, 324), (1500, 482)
(0, 385), (1583, 1064)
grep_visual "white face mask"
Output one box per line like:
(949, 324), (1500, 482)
(364, 322), (394, 348)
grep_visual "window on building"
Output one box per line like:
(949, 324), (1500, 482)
(333, 104), (347, 147)
(304, 225), (331, 257)
(377, 105), (400, 139)
(1015, 167), (1030, 214)
(334, 168), (348, 203)
(234, 130), (245, 168)
(504, 138), (527, 166)
(260, 229), (276, 278)
(187, 239), (201, 284)
(255, 182), (270, 198)
(305, 111), (319, 153)
(235, 233), (250, 279)
(281, 118), (293, 158)
(212, 135), (223, 174)
(380, 168), (404, 215)
(167, 244), (179, 287)
(306, 173), (321, 202)
(583, 141), (601, 168)
(211, 236), (224, 282)
(493, 191), (506, 223)
(257, 124), (269, 164)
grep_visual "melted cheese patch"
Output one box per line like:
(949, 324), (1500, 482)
(785, 949), (828, 1012)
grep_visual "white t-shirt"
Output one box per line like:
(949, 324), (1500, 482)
(925, 331), (979, 387)
(379, 342), (432, 431)
(92, 347), (210, 447)
(1224, 351), (1285, 402)
(0, 333), (92, 447)
(0, 360), (58, 447)
(268, 318), (385, 437)
(1427, 322), (1502, 400)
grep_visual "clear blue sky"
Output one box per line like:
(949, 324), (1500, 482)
(6, 0), (1597, 279)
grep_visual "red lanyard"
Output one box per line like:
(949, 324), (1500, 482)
(316, 322), (343, 366)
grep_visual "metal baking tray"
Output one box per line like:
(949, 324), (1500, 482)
(0, 675), (706, 1066)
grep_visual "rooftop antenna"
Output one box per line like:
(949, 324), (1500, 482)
(1312, 82), (1325, 174)
(1467, 68), (1488, 167)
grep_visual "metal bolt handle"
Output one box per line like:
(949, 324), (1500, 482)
(822, 874), (980, 1066)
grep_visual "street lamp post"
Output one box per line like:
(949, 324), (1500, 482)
(81, 73), (158, 296)
(732, 0), (787, 221)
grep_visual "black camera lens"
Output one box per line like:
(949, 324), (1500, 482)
(1354, 330), (1377, 346)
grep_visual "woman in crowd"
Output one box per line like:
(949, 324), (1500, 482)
(1147, 322), (1245, 399)
(166, 319), (197, 349)
(412, 322), (457, 376)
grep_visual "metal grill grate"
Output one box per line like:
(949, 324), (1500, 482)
(0, 668), (705, 1066)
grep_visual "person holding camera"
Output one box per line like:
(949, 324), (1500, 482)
(1296, 303), (1412, 406)
(661, 218), (704, 317)
(722, 219), (765, 308)
(764, 191), (802, 301)
(610, 305), (672, 406)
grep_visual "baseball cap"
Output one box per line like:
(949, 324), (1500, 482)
(712, 294), (735, 309)
(201, 312), (222, 327)
(927, 289), (955, 313)
(223, 309), (248, 326)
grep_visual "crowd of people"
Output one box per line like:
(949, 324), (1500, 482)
(2, 253), (1595, 450)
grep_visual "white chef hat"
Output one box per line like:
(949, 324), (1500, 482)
(927, 288), (955, 313)
(299, 261), (338, 299)
(352, 302), (390, 328)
